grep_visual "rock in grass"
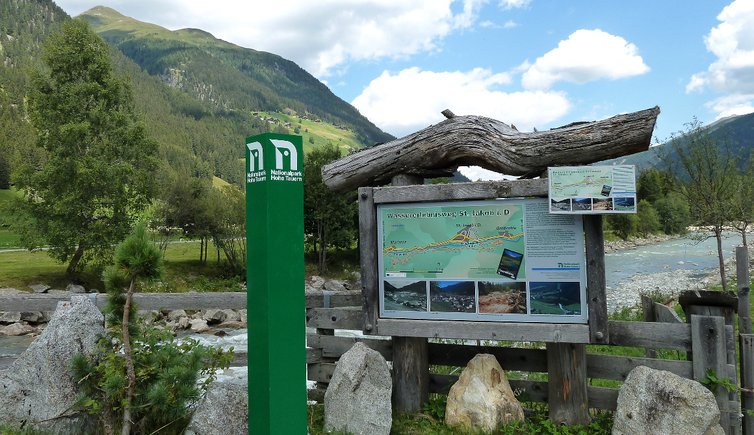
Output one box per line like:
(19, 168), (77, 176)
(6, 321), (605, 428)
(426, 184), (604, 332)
(325, 342), (392, 435)
(445, 353), (524, 433)
(613, 365), (723, 435)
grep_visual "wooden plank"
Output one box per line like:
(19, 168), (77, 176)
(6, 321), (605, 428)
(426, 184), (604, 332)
(608, 320), (691, 350)
(586, 354), (692, 381)
(308, 388), (326, 404)
(547, 342), (589, 425)
(584, 215), (608, 344)
(372, 178), (547, 204)
(741, 334), (754, 435)
(392, 336), (429, 413)
(428, 343), (548, 373)
(0, 292), (248, 312)
(727, 325), (743, 435)
(306, 347), (322, 364)
(307, 334), (392, 360)
(691, 315), (730, 432)
(305, 291), (362, 309)
(428, 376), (619, 410)
(306, 307), (364, 330)
(358, 186), (379, 334)
(377, 318), (590, 343)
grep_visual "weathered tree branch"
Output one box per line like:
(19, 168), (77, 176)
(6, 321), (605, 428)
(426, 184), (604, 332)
(322, 106), (660, 192)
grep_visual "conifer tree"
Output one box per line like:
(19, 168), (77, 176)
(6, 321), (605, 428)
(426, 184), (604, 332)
(17, 19), (157, 275)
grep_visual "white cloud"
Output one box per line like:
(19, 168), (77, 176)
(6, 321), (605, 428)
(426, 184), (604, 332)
(352, 67), (571, 137)
(686, 0), (754, 96)
(706, 94), (754, 119)
(521, 29), (649, 90)
(57, 0), (485, 78)
(503, 20), (519, 29)
(499, 0), (531, 10)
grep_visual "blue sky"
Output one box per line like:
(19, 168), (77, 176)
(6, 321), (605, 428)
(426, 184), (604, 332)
(55, 1), (754, 178)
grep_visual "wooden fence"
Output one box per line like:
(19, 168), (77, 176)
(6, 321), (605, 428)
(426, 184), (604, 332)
(1, 287), (752, 434)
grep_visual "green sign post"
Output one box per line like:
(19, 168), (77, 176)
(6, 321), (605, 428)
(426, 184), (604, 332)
(246, 133), (305, 434)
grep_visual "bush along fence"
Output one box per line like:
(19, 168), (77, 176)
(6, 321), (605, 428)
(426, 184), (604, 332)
(306, 248), (754, 435)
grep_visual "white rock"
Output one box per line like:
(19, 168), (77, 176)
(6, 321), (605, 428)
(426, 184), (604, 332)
(190, 319), (210, 333)
(0, 323), (35, 336)
(445, 354), (524, 433)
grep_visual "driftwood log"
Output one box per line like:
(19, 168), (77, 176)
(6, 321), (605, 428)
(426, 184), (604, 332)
(322, 106), (659, 192)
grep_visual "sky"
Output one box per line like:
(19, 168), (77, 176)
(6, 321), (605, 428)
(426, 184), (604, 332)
(54, 0), (754, 180)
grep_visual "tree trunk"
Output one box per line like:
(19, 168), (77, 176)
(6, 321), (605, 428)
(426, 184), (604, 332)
(715, 227), (728, 292)
(66, 242), (85, 276)
(319, 224), (327, 273)
(322, 106), (660, 192)
(121, 278), (137, 435)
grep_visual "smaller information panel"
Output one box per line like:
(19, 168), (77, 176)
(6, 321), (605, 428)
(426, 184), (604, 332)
(377, 198), (587, 324)
(548, 165), (637, 214)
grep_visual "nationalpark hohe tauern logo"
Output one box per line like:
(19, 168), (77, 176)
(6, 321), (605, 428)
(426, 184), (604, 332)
(246, 138), (302, 183)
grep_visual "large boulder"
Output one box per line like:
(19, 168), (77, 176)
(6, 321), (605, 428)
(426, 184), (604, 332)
(445, 353), (524, 433)
(0, 295), (104, 433)
(325, 342), (392, 435)
(613, 365), (723, 435)
(186, 368), (248, 435)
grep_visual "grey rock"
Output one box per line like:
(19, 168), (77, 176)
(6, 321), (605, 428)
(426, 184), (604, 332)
(203, 309), (228, 324)
(325, 342), (392, 435)
(168, 309), (187, 321)
(0, 311), (21, 324)
(324, 279), (347, 292)
(65, 283), (86, 293)
(0, 295), (104, 434)
(0, 323), (35, 336)
(309, 275), (326, 290)
(190, 319), (210, 333)
(221, 309), (239, 322)
(19, 312), (45, 323)
(186, 370), (248, 435)
(238, 309), (247, 325)
(28, 284), (50, 293)
(613, 366), (722, 435)
(178, 317), (191, 330)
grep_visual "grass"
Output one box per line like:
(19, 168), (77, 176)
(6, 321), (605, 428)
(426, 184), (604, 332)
(307, 402), (613, 434)
(254, 110), (364, 154)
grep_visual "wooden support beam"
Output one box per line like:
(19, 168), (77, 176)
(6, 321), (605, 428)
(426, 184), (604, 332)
(584, 215), (608, 344)
(392, 336), (429, 413)
(546, 342), (589, 426)
(741, 334), (754, 435)
(691, 315), (731, 432)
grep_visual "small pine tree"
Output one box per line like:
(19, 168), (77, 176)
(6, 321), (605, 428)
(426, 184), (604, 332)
(72, 224), (232, 434)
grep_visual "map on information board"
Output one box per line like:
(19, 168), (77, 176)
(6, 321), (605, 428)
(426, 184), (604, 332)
(548, 165), (637, 214)
(377, 198), (588, 323)
(381, 203), (524, 280)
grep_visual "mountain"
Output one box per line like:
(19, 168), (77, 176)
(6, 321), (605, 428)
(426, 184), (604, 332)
(604, 112), (754, 173)
(0, 2), (392, 187)
(78, 6), (392, 148)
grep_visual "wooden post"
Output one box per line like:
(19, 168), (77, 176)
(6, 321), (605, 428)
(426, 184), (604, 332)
(584, 215), (609, 344)
(741, 334), (754, 435)
(740, 247), (754, 435)
(641, 294), (658, 358)
(738, 246), (751, 336)
(390, 174), (430, 413)
(691, 315), (732, 433)
(547, 342), (589, 425)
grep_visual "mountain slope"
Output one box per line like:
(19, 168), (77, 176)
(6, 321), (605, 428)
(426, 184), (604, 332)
(78, 6), (392, 147)
(604, 112), (754, 172)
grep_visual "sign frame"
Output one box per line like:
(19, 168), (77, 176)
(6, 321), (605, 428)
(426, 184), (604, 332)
(358, 178), (609, 344)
